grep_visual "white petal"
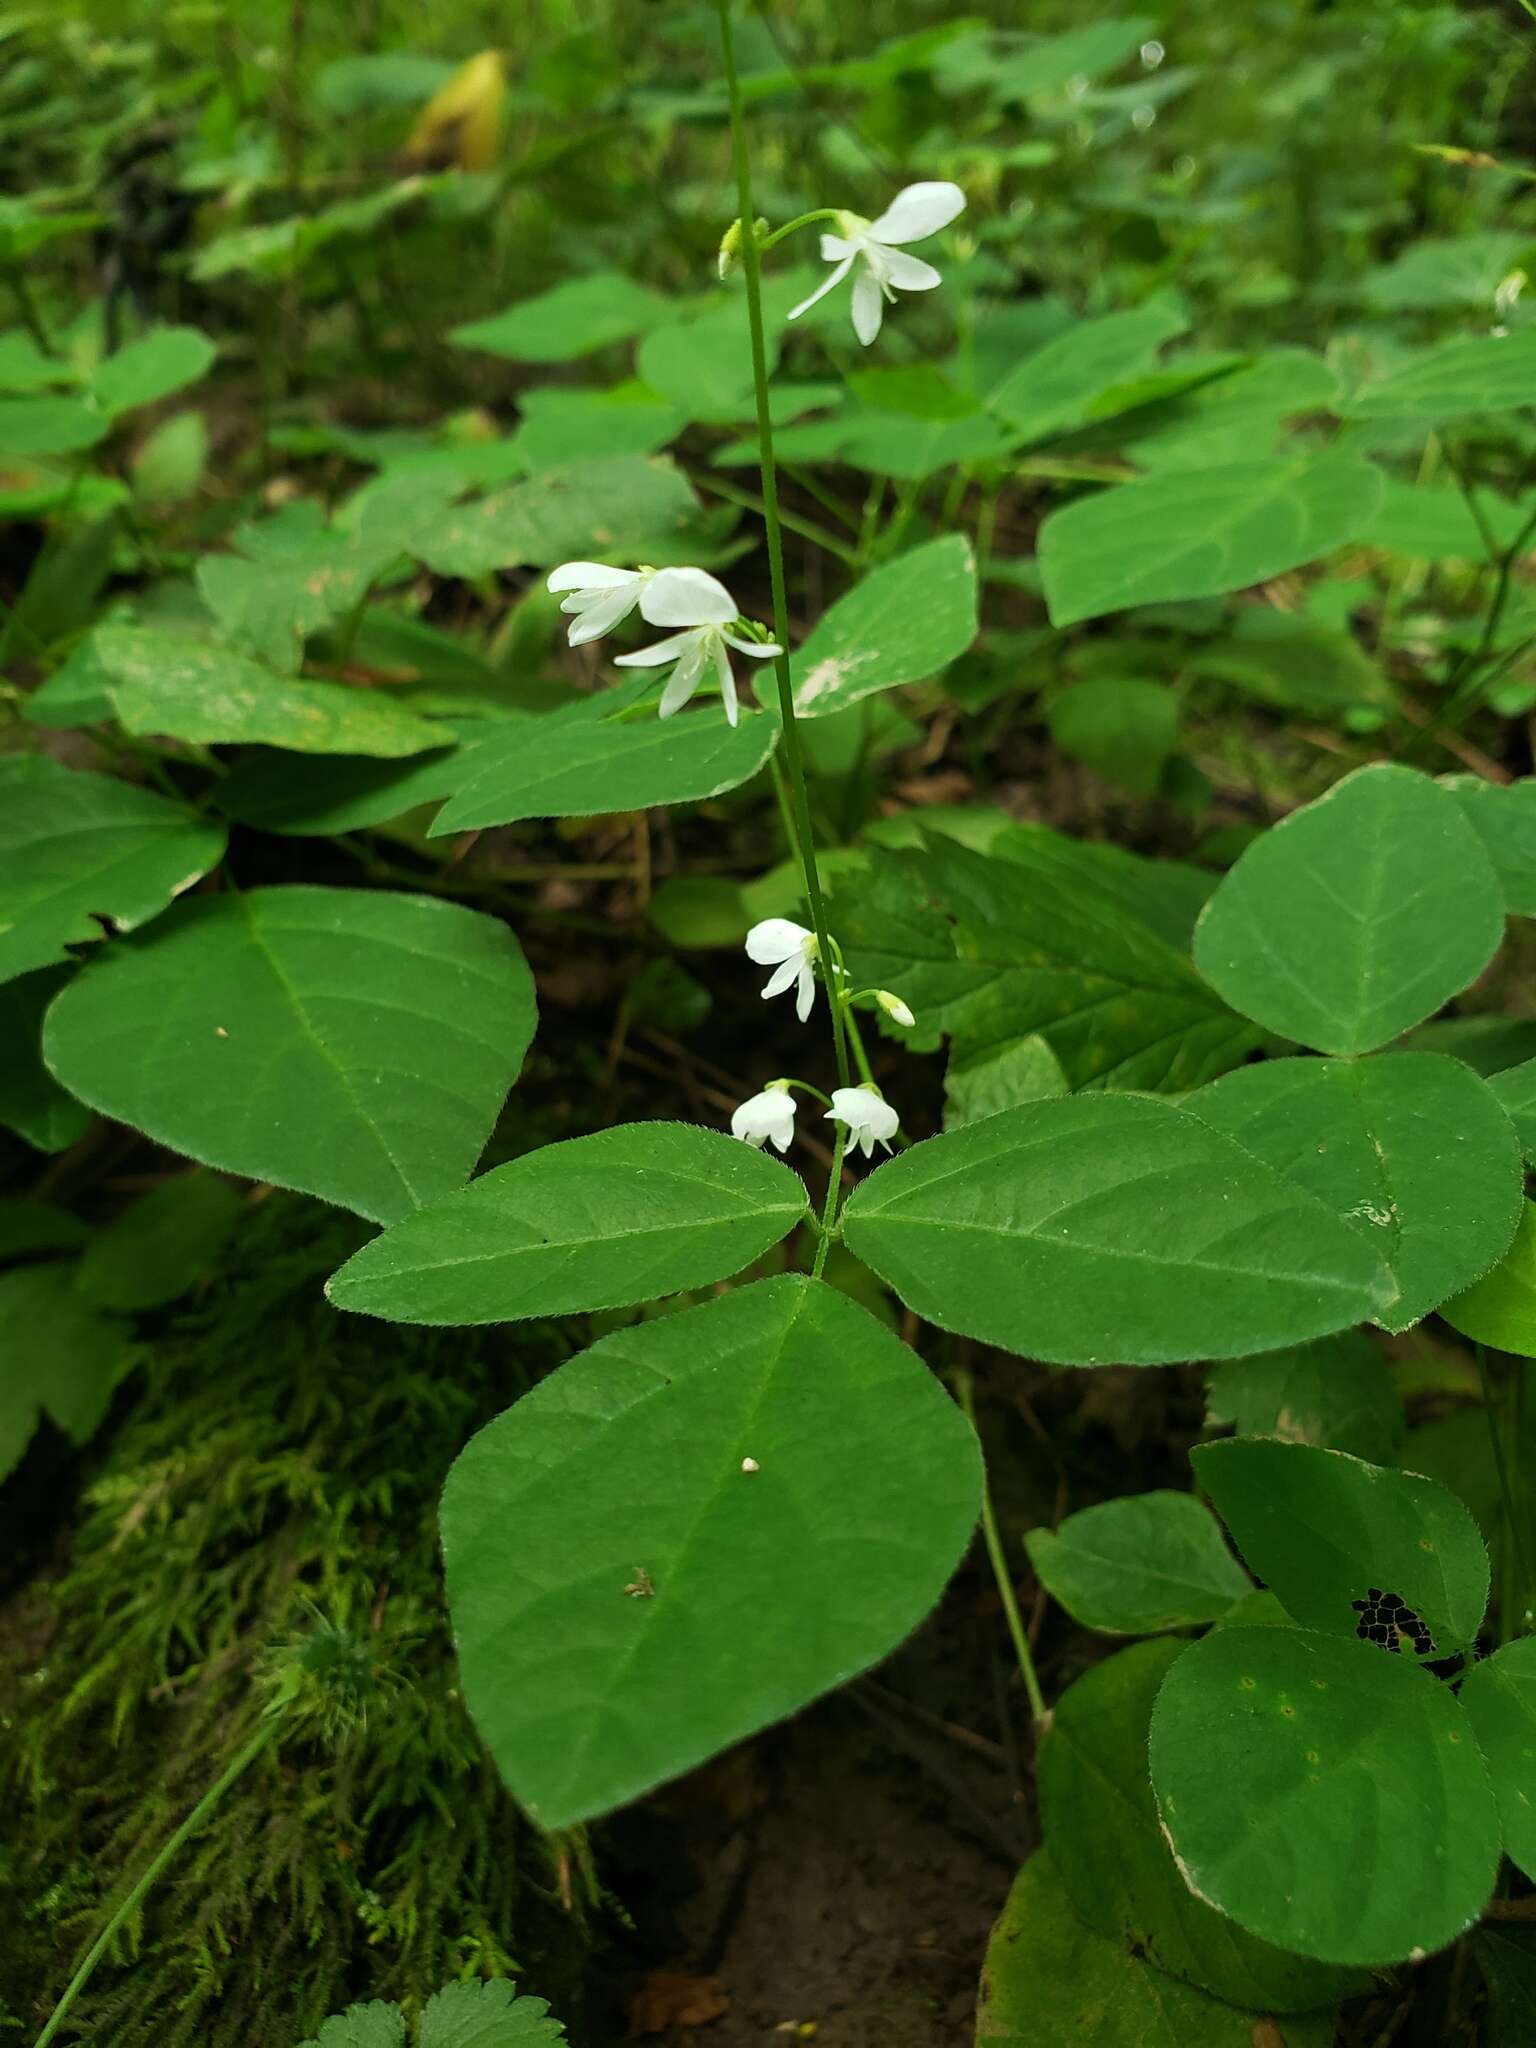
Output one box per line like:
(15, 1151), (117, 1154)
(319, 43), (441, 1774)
(746, 917), (813, 965)
(881, 250), (942, 293)
(819, 233), (854, 260)
(795, 958), (815, 1023)
(761, 957), (801, 1001)
(566, 583), (642, 645)
(868, 180), (966, 245)
(787, 251), (856, 323)
(547, 561), (637, 593)
(642, 565), (738, 628)
(710, 636), (739, 727)
(851, 269), (884, 346)
(721, 631), (782, 659)
(767, 1122), (792, 1153)
(658, 637), (707, 717)
(614, 629), (698, 669)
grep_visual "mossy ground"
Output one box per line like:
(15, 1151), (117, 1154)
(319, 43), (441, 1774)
(0, 1195), (593, 2044)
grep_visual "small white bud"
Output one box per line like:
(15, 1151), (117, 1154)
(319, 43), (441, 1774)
(741, 1457), (760, 1473)
(875, 989), (916, 1028)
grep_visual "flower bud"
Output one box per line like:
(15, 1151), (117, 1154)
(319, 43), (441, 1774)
(875, 989), (916, 1028)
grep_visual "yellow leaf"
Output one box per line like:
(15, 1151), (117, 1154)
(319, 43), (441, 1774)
(403, 51), (506, 172)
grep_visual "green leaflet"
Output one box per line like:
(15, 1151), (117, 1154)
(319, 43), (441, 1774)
(43, 886), (536, 1225)
(0, 968), (91, 1152)
(977, 1853), (1338, 2048)
(428, 701), (778, 833)
(0, 1263), (128, 1482)
(327, 1122), (808, 1324)
(0, 755), (227, 986)
(1206, 1332), (1404, 1464)
(788, 535), (978, 719)
(1150, 1627), (1500, 1966)
(835, 830), (1261, 1092)
(1039, 454), (1384, 626)
(439, 1275), (980, 1827)
(842, 1093), (1395, 1367)
(1039, 1640), (1362, 2010)
(1194, 1438), (1489, 1653)
(1026, 1493), (1252, 1635)
(1189, 1054), (1523, 1332)
(1459, 1638), (1536, 1885)
(29, 627), (445, 758)
(451, 273), (670, 362)
(1193, 764), (1504, 1056)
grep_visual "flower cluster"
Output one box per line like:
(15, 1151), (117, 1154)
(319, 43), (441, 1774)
(730, 917), (909, 1164)
(545, 562), (779, 726)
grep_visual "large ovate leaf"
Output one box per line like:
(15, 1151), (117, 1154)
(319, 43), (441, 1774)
(0, 1264), (128, 1481)
(1150, 1626), (1500, 1966)
(0, 755), (226, 986)
(988, 299), (1188, 440)
(0, 968), (90, 1152)
(1345, 332), (1536, 421)
(451, 273), (668, 362)
(1189, 1053), (1523, 1331)
(1445, 776), (1536, 917)
(411, 455), (699, 580)
(1459, 1638), (1536, 1883)
(841, 1093), (1394, 1367)
(1193, 1437), (1489, 1654)
(1440, 1202), (1536, 1358)
(43, 887), (535, 1225)
(1039, 454), (1383, 627)
(29, 627), (443, 757)
(1192, 763), (1503, 1056)
(327, 1122), (807, 1324)
(837, 832), (1263, 1093)
(788, 536), (977, 718)
(429, 700), (777, 834)
(1206, 1331), (1403, 1464)
(977, 1853), (1337, 2048)
(1040, 1640), (1362, 2011)
(217, 745), (466, 838)
(439, 1275), (980, 1827)
(1025, 1493), (1251, 1636)
(90, 325), (216, 415)
(75, 1171), (245, 1313)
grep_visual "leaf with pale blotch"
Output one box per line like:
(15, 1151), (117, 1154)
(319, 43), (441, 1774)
(789, 536), (976, 719)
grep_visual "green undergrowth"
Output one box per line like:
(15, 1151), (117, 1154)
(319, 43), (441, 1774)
(0, 1195), (591, 2045)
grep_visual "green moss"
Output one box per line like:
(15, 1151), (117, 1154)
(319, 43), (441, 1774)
(0, 1196), (591, 2044)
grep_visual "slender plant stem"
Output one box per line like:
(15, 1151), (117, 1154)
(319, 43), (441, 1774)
(759, 206), (843, 253)
(692, 473), (858, 565)
(1476, 1344), (1533, 1639)
(811, 1125), (847, 1279)
(716, 0), (849, 1099)
(34, 1719), (279, 2048)
(766, 753), (803, 864)
(954, 1368), (1048, 1726)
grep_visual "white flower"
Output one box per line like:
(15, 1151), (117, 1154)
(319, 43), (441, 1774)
(614, 566), (780, 727)
(546, 562), (653, 647)
(730, 1082), (797, 1153)
(746, 917), (818, 1023)
(788, 181), (966, 347)
(875, 989), (915, 1028)
(826, 1084), (900, 1159)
